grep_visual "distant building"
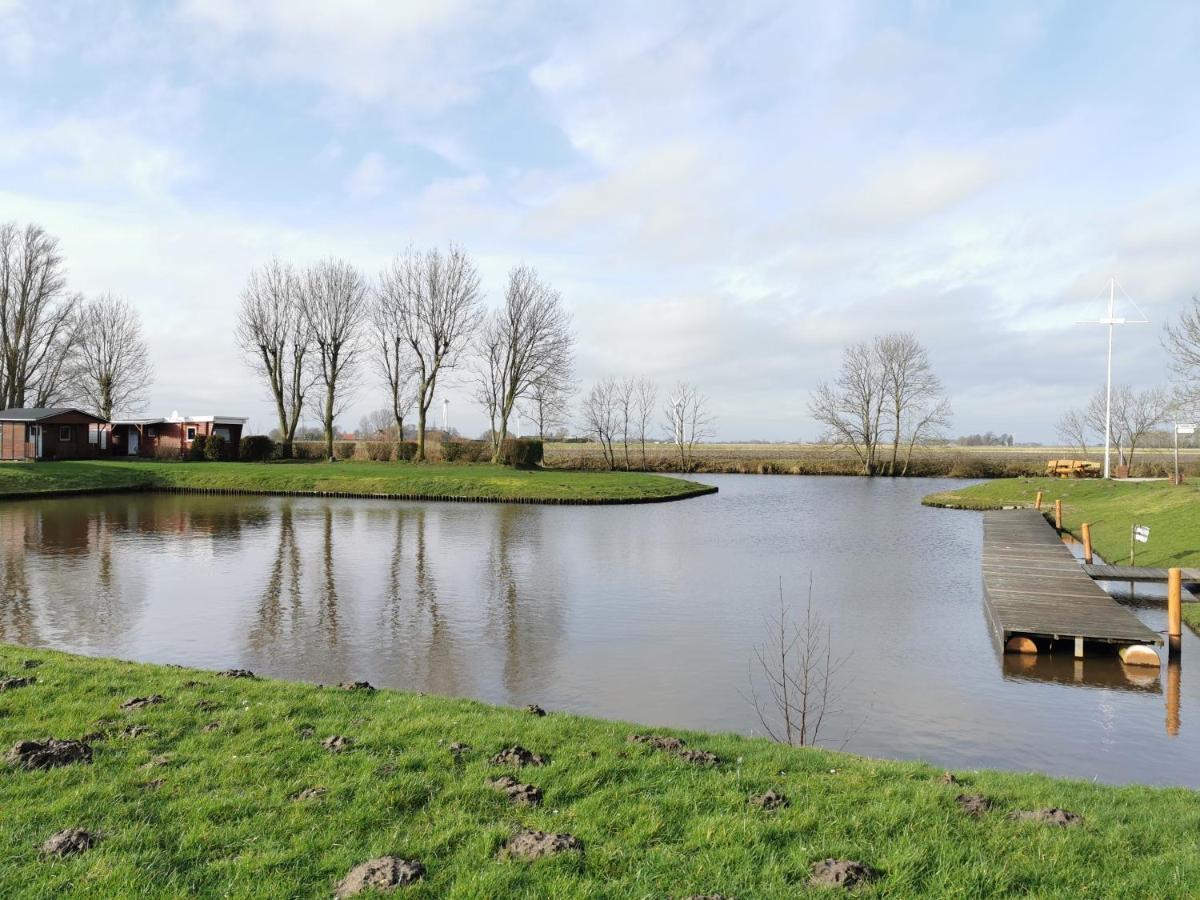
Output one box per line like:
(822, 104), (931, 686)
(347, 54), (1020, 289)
(0, 408), (111, 461)
(109, 412), (247, 458)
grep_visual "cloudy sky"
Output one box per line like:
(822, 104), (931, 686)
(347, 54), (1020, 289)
(2, 1), (1198, 441)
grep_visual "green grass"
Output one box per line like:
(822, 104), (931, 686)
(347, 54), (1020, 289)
(924, 478), (1200, 631)
(1, 646), (1197, 898)
(0, 460), (714, 504)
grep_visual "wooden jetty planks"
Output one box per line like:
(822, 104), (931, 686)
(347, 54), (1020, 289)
(982, 510), (1162, 647)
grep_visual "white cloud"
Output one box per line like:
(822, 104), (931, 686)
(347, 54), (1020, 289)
(344, 151), (394, 200)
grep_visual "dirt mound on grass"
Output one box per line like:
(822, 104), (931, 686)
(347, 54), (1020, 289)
(956, 794), (992, 817)
(218, 668), (255, 679)
(628, 733), (687, 751)
(488, 775), (544, 806)
(0, 676), (35, 691)
(808, 858), (878, 889)
(1009, 808), (1083, 827)
(340, 681), (375, 691)
(489, 746), (546, 767)
(120, 695), (165, 711)
(750, 790), (789, 811)
(7, 738), (92, 770)
(40, 828), (98, 857)
(526, 704), (547, 716)
(335, 857), (425, 897)
(291, 786), (327, 801)
(323, 735), (352, 753)
(500, 829), (583, 860)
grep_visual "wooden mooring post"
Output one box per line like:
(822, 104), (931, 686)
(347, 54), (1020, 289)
(1081, 522), (1093, 564)
(1034, 490), (1044, 510)
(1168, 567), (1182, 659)
(1054, 499), (1063, 531)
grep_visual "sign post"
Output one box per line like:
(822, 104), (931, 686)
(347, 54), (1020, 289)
(1131, 524), (1150, 565)
(1175, 423), (1195, 486)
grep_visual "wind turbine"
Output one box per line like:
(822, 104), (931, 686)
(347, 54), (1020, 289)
(1078, 277), (1149, 479)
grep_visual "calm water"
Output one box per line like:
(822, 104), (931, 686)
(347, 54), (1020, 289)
(2, 475), (1197, 787)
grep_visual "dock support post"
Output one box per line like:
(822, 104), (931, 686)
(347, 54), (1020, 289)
(1034, 490), (1043, 510)
(1167, 656), (1181, 737)
(1074, 636), (1084, 658)
(1168, 567), (1182, 659)
(1081, 522), (1093, 564)
(1054, 499), (1063, 531)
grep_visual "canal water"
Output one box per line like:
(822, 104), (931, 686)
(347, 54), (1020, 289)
(2, 475), (1196, 787)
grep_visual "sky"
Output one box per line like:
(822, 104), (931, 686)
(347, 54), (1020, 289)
(1, 0), (1198, 442)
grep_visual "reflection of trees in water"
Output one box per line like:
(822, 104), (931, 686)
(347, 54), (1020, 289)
(482, 505), (564, 702)
(247, 503), (305, 651)
(317, 505), (340, 645)
(0, 500), (146, 650)
(376, 507), (462, 695)
(0, 509), (38, 644)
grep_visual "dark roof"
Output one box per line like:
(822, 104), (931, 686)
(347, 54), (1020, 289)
(0, 407), (107, 423)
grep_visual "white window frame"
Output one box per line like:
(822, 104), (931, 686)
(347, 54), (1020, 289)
(186, 426), (197, 441)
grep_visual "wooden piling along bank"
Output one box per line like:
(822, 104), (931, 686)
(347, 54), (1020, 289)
(982, 509), (1162, 658)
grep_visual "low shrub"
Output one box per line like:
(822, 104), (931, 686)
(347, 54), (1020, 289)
(440, 440), (487, 463)
(334, 441), (356, 461)
(498, 438), (544, 468)
(153, 443), (181, 461)
(364, 441), (393, 462)
(239, 435), (276, 462)
(203, 434), (226, 462)
(395, 441), (417, 461)
(188, 437), (206, 461)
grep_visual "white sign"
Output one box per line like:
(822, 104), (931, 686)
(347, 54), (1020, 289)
(1134, 525), (1150, 543)
(1177, 423), (1196, 435)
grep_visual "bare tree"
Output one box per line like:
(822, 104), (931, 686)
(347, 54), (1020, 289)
(633, 377), (658, 468)
(368, 284), (418, 443)
(616, 377), (636, 468)
(0, 222), (79, 409)
(1085, 384), (1171, 468)
(299, 259), (368, 461)
(809, 340), (886, 475)
(663, 381), (714, 468)
(236, 260), (313, 458)
(878, 332), (951, 475)
(1055, 409), (1091, 459)
(745, 577), (849, 748)
(527, 375), (573, 439)
(72, 294), (153, 419)
(357, 408), (395, 439)
(379, 245), (482, 462)
(581, 377), (620, 469)
(473, 265), (573, 463)
(1163, 295), (1200, 409)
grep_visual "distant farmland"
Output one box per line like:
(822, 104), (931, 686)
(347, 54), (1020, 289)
(543, 442), (1200, 478)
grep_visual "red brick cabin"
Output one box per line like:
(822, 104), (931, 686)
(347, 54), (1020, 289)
(0, 408), (111, 461)
(109, 413), (246, 459)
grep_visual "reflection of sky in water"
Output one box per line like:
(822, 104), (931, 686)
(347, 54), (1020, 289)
(1, 474), (1198, 787)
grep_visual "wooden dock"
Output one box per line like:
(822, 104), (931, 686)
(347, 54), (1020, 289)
(982, 509), (1162, 655)
(1082, 564), (1200, 584)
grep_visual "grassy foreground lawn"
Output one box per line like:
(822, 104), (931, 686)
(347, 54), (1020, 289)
(0, 460), (714, 504)
(1, 647), (1198, 898)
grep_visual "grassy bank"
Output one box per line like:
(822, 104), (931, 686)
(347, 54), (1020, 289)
(1, 646), (1197, 898)
(0, 460), (714, 505)
(924, 478), (1200, 631)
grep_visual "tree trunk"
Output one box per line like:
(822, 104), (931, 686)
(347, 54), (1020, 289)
(323, 383), (335, 461)
(415, 404), (427, 462)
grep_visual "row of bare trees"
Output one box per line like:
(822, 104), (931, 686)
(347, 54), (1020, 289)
(1, 221), (153, 418)
(239, 246), (575, 464)
(1056, 386), (1173, 465)
(808, 332), (951, 475)
(579, 377), (714, 469)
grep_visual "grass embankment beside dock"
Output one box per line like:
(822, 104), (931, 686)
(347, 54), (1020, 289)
(924, 477), (1200, 630)
(1, 646), (1198, 898)
(0, 460), (714, 505)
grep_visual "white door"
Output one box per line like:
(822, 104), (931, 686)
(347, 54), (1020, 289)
(128, 430), (139, 456)
(31, 425), (42, 458)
